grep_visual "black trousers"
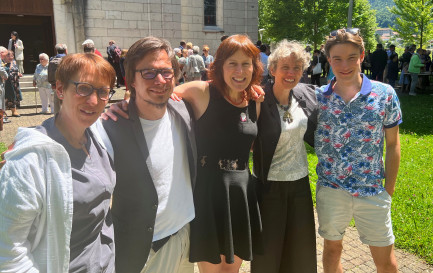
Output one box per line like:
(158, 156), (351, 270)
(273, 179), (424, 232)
(251, 176), (317, 273)
(311, 74), (321, 86)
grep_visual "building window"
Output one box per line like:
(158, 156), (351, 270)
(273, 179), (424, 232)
(204, 0), (216, 26)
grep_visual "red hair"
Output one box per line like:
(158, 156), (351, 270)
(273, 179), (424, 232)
(209, 35), (262, 99)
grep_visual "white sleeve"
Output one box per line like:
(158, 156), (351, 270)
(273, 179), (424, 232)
(0, 155), (44, 273)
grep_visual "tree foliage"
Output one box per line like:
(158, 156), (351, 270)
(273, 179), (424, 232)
(369, 0), (397, 27)
(389, 0), (433, 48)
(258, 0), (377, 51)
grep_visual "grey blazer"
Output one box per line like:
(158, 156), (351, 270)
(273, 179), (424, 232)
(102, 98), (197, 273)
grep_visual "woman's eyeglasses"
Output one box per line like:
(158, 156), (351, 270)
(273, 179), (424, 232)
(69, 81), (115, 101)
(136, 68), (174, 80)
(330, 28), (360, 37)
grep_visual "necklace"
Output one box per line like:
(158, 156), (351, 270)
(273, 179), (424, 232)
(225, 91), (246, 106)
(275, 91), (293, 123)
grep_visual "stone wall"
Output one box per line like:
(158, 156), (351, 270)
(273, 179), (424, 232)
(53, 0), (258, 56)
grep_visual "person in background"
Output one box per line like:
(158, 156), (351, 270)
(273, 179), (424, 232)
(220, 35), (229, 42)
(386, 46), (399, 88)
(82, 39), (103, 57)
(311, 49), (322, 86)
(8, 31), (24, 74)
(174, 48), (182, 61)
(83, 43), (95, 54)
(119, 49), (129, 94)
(179, 48), (189, 83)
(0, 46), (10, 126)
(202, 45), (214, 81)
(370, 43), (388, 82)
(4, 50), (21, 117)
(50, 43), (68, 114)
(408, 48), (425, 96)
(107, 40), (124, 88)
(185, 46), (205, 81)
(316, 28), (401, 273)
(251, 39), (318, 273)
(180, 40), (186, 50)
(33, 53), (53, 114)
(260, 44), (269, 86)
(0, 53), (117, 273)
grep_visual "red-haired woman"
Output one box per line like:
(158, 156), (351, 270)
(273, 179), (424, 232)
(174, 34), (264, 273)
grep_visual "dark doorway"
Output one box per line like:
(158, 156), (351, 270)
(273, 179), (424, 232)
(0, 15), (55, 74)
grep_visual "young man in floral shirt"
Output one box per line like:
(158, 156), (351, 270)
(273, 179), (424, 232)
(315, 29), (402, 273)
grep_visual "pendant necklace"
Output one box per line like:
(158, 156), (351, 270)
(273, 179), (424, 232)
(276, 91), (293, 123)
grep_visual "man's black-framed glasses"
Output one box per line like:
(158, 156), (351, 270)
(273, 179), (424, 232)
(136, 68), (174, 80)
(69, 81), (115, 101)
(330, 28), (360, 37)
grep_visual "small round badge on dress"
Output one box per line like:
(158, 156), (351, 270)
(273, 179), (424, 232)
(240, 112), (247, 122)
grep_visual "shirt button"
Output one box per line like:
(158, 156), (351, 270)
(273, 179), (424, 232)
(148, 227), (153, 232)
(153, 204), (158, 210)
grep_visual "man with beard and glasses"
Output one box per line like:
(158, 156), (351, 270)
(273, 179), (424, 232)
(102, 37), (196, 273)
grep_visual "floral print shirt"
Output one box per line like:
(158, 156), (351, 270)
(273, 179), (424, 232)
(315, 74), (402, 197)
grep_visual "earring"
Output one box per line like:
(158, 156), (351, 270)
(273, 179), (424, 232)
(58, 94), (63, 98)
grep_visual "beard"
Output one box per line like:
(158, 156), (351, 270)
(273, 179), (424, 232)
(142, 99), (168, 109)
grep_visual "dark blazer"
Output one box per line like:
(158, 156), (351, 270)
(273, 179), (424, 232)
(102, 98), (197, 273)
(253, 82), (318, 183)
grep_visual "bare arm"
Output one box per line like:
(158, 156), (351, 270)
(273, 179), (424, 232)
(384, 125), (400, 196)
(173, 80), (210, 120)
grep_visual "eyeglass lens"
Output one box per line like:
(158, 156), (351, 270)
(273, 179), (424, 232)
(76, 82), (113, 100)
(139, 69), (174, 80)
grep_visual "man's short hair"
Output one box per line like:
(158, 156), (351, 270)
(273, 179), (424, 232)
(84, 43), (95, 53)
(124, 37), (180, 99)
(325, 29), (365, 57)
(0, 46), (7, 54)
(389, 44), (395, 49)
(377, 44), (383, 49)
(259, 44), (267, 53)
(192, 46), (200, 54)
(220, 35), (229, 42)
(55, 43), (67, 54)
(39, 53), (49, 61)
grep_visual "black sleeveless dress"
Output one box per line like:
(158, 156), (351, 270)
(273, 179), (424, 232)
(189, 85), (263, 264)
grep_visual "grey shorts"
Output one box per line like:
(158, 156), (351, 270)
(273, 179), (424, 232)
(316, 186), (395, 247)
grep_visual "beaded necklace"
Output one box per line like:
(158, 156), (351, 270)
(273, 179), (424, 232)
(275, 91), (293, 123)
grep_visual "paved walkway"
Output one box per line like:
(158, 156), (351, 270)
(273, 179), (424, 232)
(1, 88), (432, 273)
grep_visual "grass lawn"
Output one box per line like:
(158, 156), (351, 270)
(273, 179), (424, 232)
(1, 92), (433, 264)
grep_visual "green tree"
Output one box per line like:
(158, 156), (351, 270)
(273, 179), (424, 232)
(390, 0), (433, 48)
(258, 0), (377, 51)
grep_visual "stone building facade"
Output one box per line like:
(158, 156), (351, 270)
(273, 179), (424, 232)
(55, 0), (259, 57)
(0, 0), (258, 72)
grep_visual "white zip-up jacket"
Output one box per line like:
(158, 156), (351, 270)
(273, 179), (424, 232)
(0, 120), (113, 273)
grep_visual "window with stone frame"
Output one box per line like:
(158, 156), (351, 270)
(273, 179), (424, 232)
(204, 0), (216, 26)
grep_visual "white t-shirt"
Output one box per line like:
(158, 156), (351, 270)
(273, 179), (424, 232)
(140, 110), (195, 241)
